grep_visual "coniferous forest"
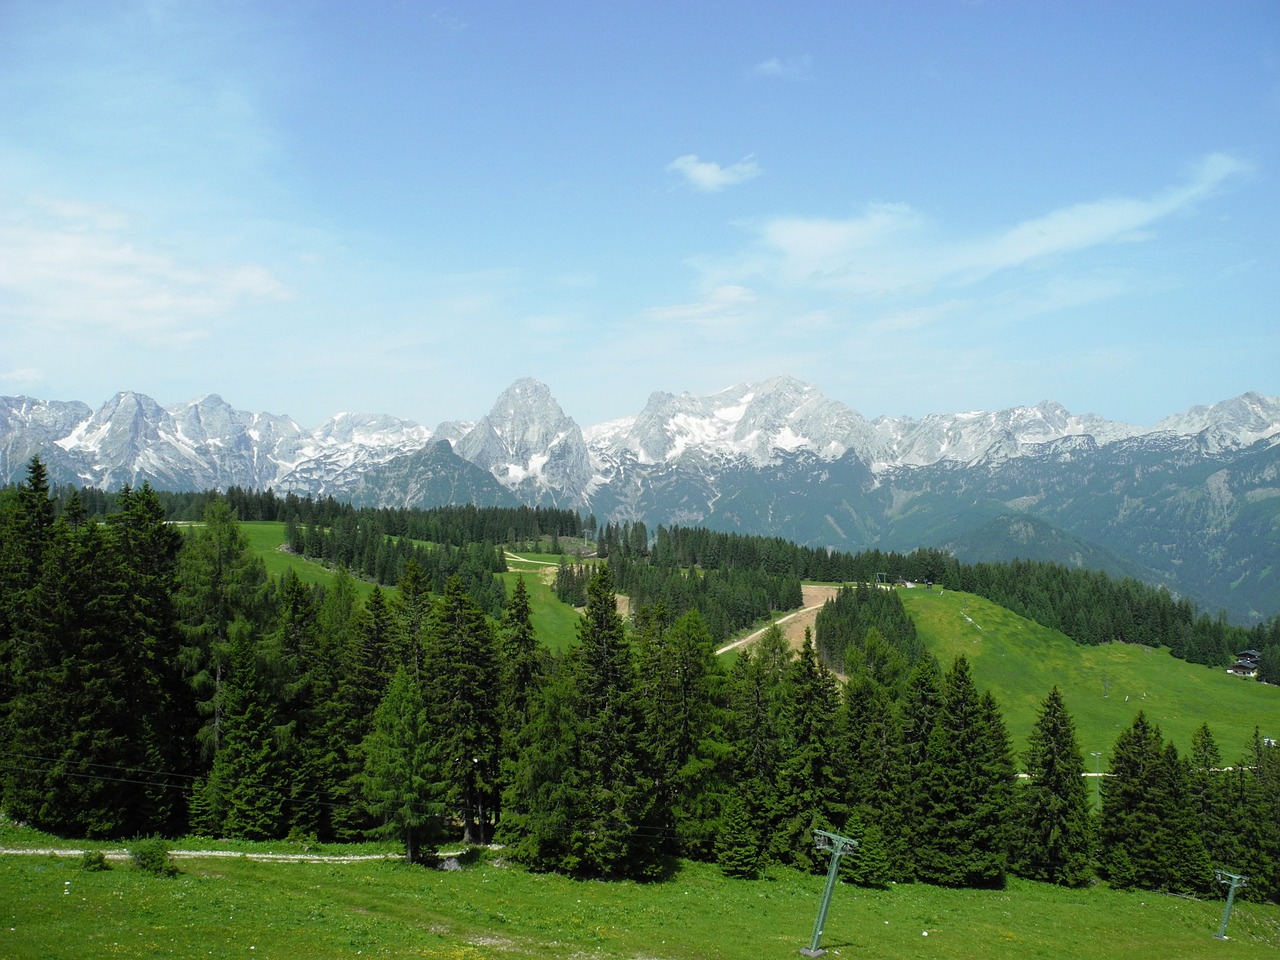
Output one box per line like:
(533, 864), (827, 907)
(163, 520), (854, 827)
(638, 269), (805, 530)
(2, 458), (1279, 904)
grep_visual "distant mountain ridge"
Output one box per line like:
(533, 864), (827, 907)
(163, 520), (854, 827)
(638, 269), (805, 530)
(3, 378), (1278, 622)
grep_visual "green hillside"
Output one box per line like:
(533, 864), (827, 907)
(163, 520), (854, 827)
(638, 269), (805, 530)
(900, 586), (1280, 761)
(235, 522), (1277, 761)
(237, 521), (381, 597)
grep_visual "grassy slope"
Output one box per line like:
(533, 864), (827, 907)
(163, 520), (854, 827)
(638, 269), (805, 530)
(236, 522), (376, 600)
(500, 556), (582, 653)
(3, 846), (1276, 960)
(899, 586), (1280, 760)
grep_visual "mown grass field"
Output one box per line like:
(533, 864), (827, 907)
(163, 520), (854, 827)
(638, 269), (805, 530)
(899, 586), (1280, 760)
(2, 835), (1277, 960)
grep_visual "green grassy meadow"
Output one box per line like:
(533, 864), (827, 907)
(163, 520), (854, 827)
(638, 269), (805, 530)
(899, 586), (1280, 760)
(2, 839), (1277, 960)
(235, 522), (377, 600)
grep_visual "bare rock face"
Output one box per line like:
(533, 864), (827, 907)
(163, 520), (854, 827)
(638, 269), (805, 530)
(452, 377), (592, 506)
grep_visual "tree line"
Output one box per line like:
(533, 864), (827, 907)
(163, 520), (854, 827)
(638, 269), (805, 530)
(40, 479), (1280, 676)
(2, 459), (1277, 902)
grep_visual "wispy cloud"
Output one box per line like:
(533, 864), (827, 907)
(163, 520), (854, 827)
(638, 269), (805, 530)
(751, 54), (814, 81)
(667, 154), (762, 192)
(0, 195), (293, 345)
(701, 153), (1250, 296)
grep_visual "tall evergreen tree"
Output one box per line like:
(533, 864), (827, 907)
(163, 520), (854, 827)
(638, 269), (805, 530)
(1187, 723), (1234, 872)
(198, 621), (289, 840)
(914, 656), (1014, 888)
(361, 667), (442, 864)
(176, 499), (270, 760)
(724, 624), (791, 862)
(897, 655), (943, 879)
(423, 576), (501, 844)
(1099, 711), (1211, 892)
(497, 576), (544, 765)
(840, 669), (911, 879)
(1013, 687), (1093, 886)
(771, 630), (846, 872)
(107, 484), (192, 834)
(571, 565), (665, 877)
(634, 607), (729, 860)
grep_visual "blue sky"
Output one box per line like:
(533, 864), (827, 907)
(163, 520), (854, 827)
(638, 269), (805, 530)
(1, 1), (1276, 430)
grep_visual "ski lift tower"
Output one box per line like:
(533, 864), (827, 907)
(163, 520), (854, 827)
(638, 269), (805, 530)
(799, 829), (859, 958)
(1213, 870), (1248, 940)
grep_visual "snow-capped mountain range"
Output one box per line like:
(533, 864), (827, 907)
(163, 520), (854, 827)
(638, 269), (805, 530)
(6, 375), (1276, 500)
(4, 376), (1279, 622)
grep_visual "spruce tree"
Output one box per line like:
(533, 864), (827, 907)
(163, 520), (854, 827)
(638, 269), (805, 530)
(567, 565), (665, 877)
(914, 656), (1014, 888)
(1099, 711), (1211, 892)
(361, 667), (442, 864)
(497, 576), (545, 771)
(207, 621), (289, 840)
(500, 653), (587, 872)
(422, 576), (501, 844)
(715, 791), (764, 879)
(841, 670), (910, 877)
(772, 630), (846, 872)
(724, 625), (790, 861)
(635, 607), (729, 860)
(1187, 723), (1234, 872)
(1013, 686), (1093, 886)
(898, 655), (943, 880)
(176, 499), (270, 760)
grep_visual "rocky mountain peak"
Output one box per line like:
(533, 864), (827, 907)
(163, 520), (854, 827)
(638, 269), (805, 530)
(452, 377), (592, 502)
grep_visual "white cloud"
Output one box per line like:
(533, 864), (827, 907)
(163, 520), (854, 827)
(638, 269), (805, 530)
(0, 195), (293, 344)
(643, 284), (758, 329)
(702, 153), (1250, 296)
(667, 154), (762, 192)
(0, 366), (42, 385)
(751, 55), (814, 81)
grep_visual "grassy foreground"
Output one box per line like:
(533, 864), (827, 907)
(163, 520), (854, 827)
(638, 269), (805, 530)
(2, 840), (1277, 960)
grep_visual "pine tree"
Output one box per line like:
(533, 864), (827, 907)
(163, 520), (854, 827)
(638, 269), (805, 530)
(500, 653), (587, 873)
(1157, 741), (1213, 894)
(724, 624), (790, 862)
(568, 565), (665, 877)
(634, 607), (729, 860)
(1013, 687), (1093, 886)
(361, 667), (442, 864)
(423, 576), (501, 844)
(391, 559), (431, 677)
(208, 622), (289, 840)
(840, 670), (910, 877)
(107, 484), (193, 834)
(1187, 723), (1234, 872)
(898, 655), (943, 880)
(841, 811), (892, 889)
(772, 630), (846, 872)
(1099, 711), (1211, 892)
(914, 656), (1014, 888)
(497, 576), (545, 770)
(715, 791), (764, 879)
(176, 499), (270, 760)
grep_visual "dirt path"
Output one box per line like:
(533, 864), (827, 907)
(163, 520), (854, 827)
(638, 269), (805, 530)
(0, 845), (402, 863)
(715, 584), (840, 656)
